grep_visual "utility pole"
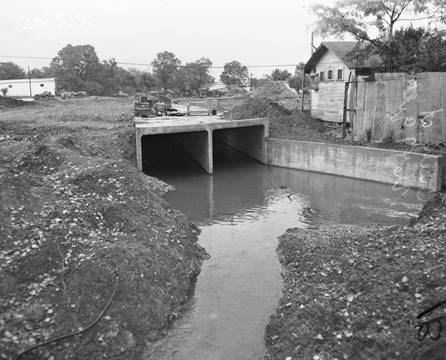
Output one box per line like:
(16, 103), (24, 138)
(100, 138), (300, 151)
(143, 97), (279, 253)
(250, 72), (253, 91)
(27, 66), (32, 98)
(300, 67), (305, 112)
(111, 61), (115, 97)
(311, 32), (316, 54)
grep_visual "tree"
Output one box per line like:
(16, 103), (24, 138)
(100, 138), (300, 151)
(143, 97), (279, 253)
(127, 68), (158, 92)
(250, 76), (272, 88)
(288, 72), (311, 92)
(220, 60), (249, 86)
(52, 44), (103, 94)
(270, 69), (292, 81)
(313, 0), (445, 44)
(0, 62), (26, 80)
(30, 66), (55, 78)
(185, 58), (214, 92)
(175, 58), (214, 95)
(151, 51), (181, 91)
(355, 27), (446, 72)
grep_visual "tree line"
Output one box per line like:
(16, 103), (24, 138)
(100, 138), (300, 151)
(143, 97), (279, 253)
(0, 45), (307, 97)
(4, 0), (445, 99)
(313, 0), (446, 72)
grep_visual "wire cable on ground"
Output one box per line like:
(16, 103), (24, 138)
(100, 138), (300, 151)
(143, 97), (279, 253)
(15, 275), (119, 360)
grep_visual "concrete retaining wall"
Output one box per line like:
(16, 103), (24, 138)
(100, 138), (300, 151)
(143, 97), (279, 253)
(267, 139), (445, 191)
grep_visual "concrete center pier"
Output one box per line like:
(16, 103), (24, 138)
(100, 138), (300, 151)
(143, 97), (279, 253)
(135, 116), (269, 174)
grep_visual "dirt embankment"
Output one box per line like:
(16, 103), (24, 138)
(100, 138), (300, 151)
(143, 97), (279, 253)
(0, 98), (207, 359)
(265, 194), (446, 360)
(229, 97), (446, 156)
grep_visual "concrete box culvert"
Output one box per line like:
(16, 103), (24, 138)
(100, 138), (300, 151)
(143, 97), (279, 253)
(135, 117), (269, 174)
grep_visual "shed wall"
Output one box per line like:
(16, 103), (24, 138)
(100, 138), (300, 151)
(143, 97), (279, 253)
(309, 50), (352, 123)
(0, 78), (56, 97)
(352, 73), (446, 145)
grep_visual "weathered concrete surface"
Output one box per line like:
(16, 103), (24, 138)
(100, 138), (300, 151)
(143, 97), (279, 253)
(135, 116), (269, 174)
(214, 125), (266, 164)
(267, 138), (445, 191)
(175, 131), (213, 173)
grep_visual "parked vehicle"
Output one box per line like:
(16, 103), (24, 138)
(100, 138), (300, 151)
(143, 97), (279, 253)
(33, 91), (54, 100)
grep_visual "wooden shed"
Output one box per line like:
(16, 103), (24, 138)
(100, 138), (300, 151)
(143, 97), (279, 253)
(304, 42), (377, 123)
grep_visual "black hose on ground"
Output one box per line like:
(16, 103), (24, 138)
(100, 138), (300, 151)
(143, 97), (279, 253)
(16, 276), (119, 360)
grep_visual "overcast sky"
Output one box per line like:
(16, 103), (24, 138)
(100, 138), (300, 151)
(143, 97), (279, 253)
(0, 0), (331, 78)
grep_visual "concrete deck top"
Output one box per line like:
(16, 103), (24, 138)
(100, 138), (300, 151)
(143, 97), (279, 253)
(135, 116), (268, 135)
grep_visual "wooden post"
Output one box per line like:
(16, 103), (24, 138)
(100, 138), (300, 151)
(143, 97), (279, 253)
(27, 66), (32, 98)
(301, 68), (305, 112)
(111, 62), (115, 96)
(343, 72), (353, 138)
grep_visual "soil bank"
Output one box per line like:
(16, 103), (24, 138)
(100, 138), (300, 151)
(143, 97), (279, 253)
(228, 97), (446, 156)
(0, 97), (207, 359)
(265, 194), (446, 360)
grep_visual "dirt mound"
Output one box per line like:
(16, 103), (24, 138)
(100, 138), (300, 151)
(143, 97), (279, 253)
(228, 98), (343, 143)
(226, 85), (248, 97)
(251, 82), (298, 111)
(0, 96), (30, 109)
(0, 99), (207, 359)
(228, 98), (285, 119)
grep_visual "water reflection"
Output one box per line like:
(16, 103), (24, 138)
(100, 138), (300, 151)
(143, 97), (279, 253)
(156, 144), (422, 227)
(145, 144), (423, 360)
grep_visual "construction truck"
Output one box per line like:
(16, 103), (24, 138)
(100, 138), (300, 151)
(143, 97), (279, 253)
(134, 91), (179, 118)
(134, 94), (158, 117)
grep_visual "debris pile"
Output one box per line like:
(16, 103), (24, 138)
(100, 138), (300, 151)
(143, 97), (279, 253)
(250, 81), (299, 112)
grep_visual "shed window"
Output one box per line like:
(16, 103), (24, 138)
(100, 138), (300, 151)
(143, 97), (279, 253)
(337, 69), (343, 80)
(8, 85), (12, 88)
(319, 71), (325, 81)
(328, 70), (333, 80)
(40, 84), (44, 87)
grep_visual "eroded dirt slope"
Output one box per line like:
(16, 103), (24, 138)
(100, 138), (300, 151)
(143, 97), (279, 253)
(265, 194), (446, 360)
(0, 98), (207, 359)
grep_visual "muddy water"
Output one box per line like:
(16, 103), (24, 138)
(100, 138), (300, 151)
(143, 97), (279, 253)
(145, 144), (423, 360)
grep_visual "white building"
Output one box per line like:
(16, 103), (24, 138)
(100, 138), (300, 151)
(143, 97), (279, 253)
(0, 77), (56, 97)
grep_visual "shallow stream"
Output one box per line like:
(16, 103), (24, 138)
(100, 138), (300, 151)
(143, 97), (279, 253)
(145, 144), (423, 360)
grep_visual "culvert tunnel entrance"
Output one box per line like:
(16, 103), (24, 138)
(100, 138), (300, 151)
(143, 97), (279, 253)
(141, 131), (210, 175)
(138, 122), (267, 175)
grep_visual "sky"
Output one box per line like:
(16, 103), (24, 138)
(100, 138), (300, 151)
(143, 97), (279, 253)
(0, 0), (329, 79)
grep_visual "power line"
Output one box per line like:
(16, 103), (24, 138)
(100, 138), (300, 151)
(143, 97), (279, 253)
(0, 55), (299, 69)
(399, 15), (444, 21)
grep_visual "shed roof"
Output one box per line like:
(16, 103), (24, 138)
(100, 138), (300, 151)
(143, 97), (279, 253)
(304, 41), (378, 73)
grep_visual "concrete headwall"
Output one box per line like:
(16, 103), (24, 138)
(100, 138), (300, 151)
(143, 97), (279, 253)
(136, 119), (268, 174)
(267, 139), (445, 191)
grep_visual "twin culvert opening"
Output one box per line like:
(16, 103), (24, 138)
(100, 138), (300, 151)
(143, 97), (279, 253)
(138, 125), (267, 175)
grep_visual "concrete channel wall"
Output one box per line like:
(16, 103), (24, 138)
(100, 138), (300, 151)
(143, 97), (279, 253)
(267, 139), (445, 191)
